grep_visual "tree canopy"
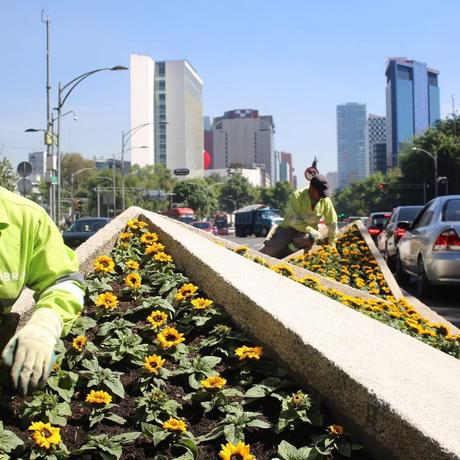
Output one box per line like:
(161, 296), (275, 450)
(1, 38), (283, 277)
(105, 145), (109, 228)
(0, 157), (16, 191)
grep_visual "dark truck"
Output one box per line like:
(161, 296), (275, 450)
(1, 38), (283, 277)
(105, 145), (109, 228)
(234, 204), (283, 237)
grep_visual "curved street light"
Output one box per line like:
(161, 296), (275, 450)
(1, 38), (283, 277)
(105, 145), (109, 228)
(70, 167), (96, 221)
(55, 65), (128, 225)
(412, 147), (438, 197)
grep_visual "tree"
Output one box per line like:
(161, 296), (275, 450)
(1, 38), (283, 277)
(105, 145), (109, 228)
(61, 153), (95, 192)
(0, 157), (16, 191)
(259, 181), (294, 215)
(219, 174), (258, 212)
(173, 179), (218, 218)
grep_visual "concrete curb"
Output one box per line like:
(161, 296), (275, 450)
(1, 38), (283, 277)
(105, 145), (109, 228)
(11, 208), (460, 460)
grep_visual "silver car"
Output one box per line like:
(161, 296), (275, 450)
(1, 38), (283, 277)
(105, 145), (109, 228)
(396, 195), (460, 298)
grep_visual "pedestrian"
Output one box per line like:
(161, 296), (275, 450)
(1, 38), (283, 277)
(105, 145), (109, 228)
(259, 174), (338, 259)
(0, 186), (85, 396)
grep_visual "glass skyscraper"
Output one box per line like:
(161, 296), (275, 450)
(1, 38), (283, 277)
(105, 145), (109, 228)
(337, 103), (368, 190)
(385, 58), (440, 169)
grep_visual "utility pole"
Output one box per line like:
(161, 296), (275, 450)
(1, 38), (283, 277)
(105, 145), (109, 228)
(452, 94), (457, 138)
(41, 11), (56, 221)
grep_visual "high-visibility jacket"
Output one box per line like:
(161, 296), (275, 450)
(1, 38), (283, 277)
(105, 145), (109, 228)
(0, 187), (84, 335)
(279, 187), (338, 244)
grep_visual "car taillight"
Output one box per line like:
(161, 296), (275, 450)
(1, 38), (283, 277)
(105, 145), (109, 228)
(433, 229), (460, 251)
(394, 227), (406, 242)
(368, 227), (381, 235)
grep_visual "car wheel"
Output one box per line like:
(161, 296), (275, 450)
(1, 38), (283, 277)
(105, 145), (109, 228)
(259, 227), (268, 237)
(395, 253), (408, 284)
(416, 257), (432, 299)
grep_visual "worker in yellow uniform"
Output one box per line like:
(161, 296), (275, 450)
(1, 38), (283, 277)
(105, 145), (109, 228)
(0, 186), (85, 395)
(260, 174), (338, 258)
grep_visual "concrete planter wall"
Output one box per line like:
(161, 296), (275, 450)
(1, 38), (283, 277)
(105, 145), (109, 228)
(11, 207), (460, 460)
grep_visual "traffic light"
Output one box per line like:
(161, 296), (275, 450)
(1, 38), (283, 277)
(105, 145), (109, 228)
(376, 183), (386, 191)
(338, 212), (346, 219)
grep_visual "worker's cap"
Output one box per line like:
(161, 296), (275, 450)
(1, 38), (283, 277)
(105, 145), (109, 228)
(310, 174), (330, 197)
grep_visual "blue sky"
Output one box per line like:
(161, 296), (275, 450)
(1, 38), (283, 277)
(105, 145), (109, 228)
(1, 0), (459, 187)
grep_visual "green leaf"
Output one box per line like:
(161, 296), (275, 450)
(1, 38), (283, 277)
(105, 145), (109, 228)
(0, 422), (23, 454)
(336, 439), (352, 458)
(70, 316), (97, 336)
(111, 431), (141, 444)
(105, 413), (127, 425)
(176, 439), (198, 458)
(142, 423), (171, 447)
(248, 418), (271, 429)
(103, 375), (125, 398)
(195, 426), (224, 443)
(278, 440), (314, 460)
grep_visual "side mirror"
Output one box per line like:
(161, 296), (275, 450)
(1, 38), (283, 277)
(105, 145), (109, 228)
(396, 221), (410, 231)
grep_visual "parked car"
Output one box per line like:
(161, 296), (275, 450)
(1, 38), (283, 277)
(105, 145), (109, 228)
(395, 195), (460, 298)
(191, 221), (218, 235)
(63, 217), (112, 248)
(366, 211), (392, 243)
(377, 205), (424, 268)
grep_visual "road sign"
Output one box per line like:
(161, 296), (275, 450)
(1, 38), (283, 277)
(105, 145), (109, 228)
(304, 166), (319, 181)
(17, 178), (32, 195)
(17, 161), (32, 178)
(51, 175), (58, 185)
(173, 168), (190, 176)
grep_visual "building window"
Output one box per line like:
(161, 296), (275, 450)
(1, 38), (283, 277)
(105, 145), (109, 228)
(397, 66), (412, 81)
(156, 62), (165, 77)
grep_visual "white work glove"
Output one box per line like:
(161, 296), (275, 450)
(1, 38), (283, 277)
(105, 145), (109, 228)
(307, 228), (323, 244)
(1, 308), (63, 396)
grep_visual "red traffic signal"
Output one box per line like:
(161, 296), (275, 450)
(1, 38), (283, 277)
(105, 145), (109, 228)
(376, 183), (386, 191)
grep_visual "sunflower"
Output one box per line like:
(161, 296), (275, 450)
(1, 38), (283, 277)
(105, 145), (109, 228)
(140, 232), (159, 244)
(191, 297), (213, 310)
(125, 272), (142, 289)
(174, 283), (198, 301)
(219, 441), (255, 460)
(154, 252), (173, 263)
(28, 421), (61, 449)
(157, 327), (185, 349)
(235, 345), (263, 361)
(85, 390), (112, 405)
(93, 255), (115, 273)
(72, 335), (87, 352)
(328, 424), (344, 436)
(144, 242), (165, 255)
(119, 232), (133, 240)
(162, 417), (187, 433)
(95, 292), (119, 310)
(144, 354), (166, 374)
(125, 259), (140, 270)
(201, 375), (226, 390)
(146, 310), (168, 329)
(234, 246), (249, 255)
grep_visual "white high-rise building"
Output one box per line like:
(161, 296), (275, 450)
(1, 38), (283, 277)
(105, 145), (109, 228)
(130, 55), (204, 174)
(28, 151), (46, 183)
(367, 114), (387, 174)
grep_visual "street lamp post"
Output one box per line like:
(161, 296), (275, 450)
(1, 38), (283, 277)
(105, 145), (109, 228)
(412, 147), (438, 198)
(437, 176), (448, 195)
(70, 167), (96, 222)
(55, 65), (128, 225)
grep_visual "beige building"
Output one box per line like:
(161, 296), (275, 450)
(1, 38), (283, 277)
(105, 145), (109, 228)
(130, 55), (204, 174)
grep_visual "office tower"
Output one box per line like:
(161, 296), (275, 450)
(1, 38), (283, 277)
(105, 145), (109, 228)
(28, 151), (46, 183)
(326, 171), (339, 195)
(212, 109), (275, 186)
(130, 54), (204, 174)
(337, 103), (367, 189)
(279, 151), (295, 186)
(204, 116), (213, 169)
(368, 114), (387, 174)
(385, 57), (440, 168)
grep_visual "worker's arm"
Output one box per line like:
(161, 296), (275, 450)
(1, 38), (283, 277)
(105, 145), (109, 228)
(282, 191), (308, 232)
(1, 211), (85, 395)
(322, 198), (338, 245)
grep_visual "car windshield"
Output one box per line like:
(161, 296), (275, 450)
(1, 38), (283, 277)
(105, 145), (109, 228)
(398, 206), (423, 222)
(442, 199), (460, 222)
(371, 215), (390, 228)
(260, 210), (280, 219)
(192, 222), (211, 229)
(69, 220), (108, 232)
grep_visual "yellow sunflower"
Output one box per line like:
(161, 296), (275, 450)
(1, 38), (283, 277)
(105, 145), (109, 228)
(72, 335), (87, 352)
(125, 259), (140, 270)
(146, 310), (168, 329)
(328, 424), (344, 436)
(144, 354), (166, 374)
(95, 292), (119, 310)
(140, 232), (159, 244)
(154, 252), (173, 263)
(144, 242), (165, 254)
(93, 255), (115, 273)
(201, 375), (226, 390)
(85, 390), (112, 405)
(157, 327), (185, 349)
(28, 422), (61, 450)
(125, 272), (142, 289)
(119, 232), (133, 240)
(190, 297), (213, 310)
(174, 283), (198, 301)
(162, 417), (187, 433)
(235, 345), (263, 361)
(219, 441), (255, 460)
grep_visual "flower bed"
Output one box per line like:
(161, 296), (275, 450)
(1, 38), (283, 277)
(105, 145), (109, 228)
(0, 219), (366, 460)
(231, 224), (460, 359)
